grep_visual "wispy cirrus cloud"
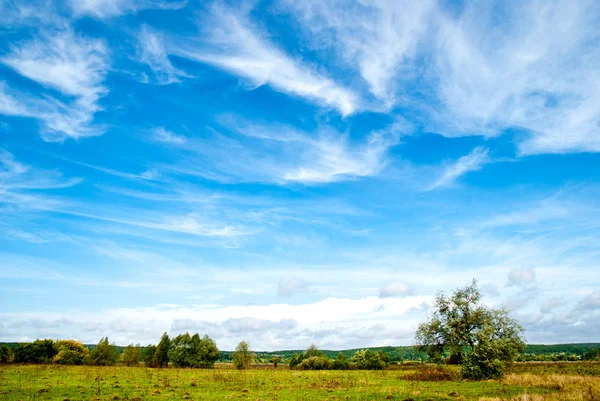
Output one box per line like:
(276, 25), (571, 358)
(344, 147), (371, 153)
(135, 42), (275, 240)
(172, 5), (359, 116)
(136, 25), (190, 85)
(280, 0), (435, 107)
(151, 127), (187, 145)
(427, 146), (489, 190)
(0, 29), (110, 141)
(69, 0), (186, 19)
(165, 117), (404, 185)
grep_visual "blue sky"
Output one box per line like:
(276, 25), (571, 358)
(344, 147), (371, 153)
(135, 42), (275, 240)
(1, 0), (600, 350)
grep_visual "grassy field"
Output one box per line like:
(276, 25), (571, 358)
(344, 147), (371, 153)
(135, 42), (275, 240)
(0, 363), (599, 401)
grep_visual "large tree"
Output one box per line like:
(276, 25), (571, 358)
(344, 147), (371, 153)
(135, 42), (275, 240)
(154, 332), (170, 368)
(85, 337), (120, 366)
(415, 280), (526, 379)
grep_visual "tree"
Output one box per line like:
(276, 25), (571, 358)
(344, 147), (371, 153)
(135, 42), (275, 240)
(52, 340), (89, 365)
(272, 355), (280, 368)
(121, 344), (141, 367)
(232, 341), (253, 369)
(169, 332), (219, 368)
(13, 339), (57, 363)
(154, 332), (170, 368)
(85, 337), (120, 366)
(332, 352), (349, 370)
(0, 345), (13, 364)
(303, 344), (323, 359)
(415, 280), (526, 379)
(289, 353), (301, 368)
(143, 345), (157, 367)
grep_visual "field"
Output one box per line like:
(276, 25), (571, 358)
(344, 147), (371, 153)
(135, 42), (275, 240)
(1, 363), (599, 401)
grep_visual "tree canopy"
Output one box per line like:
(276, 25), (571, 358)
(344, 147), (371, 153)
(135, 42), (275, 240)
(415, 280), (526, 379)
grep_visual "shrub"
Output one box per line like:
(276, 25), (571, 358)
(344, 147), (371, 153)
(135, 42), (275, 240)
(13, 339), (57, 364)
(84, 337), (120, 366)
(52, 340), (88, 365)
(0, 345), (13, 364)
(298, 356), (332, 370)
(352, 349), (389, 370)
(121, 344), (141, 367)
(289, 353), (301, 368)
(332, 352), (350, 370)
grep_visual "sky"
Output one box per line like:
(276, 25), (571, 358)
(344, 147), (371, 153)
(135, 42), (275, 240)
(1, 0), (600, 351)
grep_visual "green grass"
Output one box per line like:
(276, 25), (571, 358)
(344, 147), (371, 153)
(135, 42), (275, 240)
(0, 363), (578, 401)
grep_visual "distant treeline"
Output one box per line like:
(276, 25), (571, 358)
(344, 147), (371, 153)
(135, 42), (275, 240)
(1, 338), (599, 366)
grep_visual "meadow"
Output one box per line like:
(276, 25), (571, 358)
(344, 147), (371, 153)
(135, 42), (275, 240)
(1, 362), (599, 401)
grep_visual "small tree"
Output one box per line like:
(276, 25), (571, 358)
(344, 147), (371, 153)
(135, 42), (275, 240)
(289, 353), (301, 368)
(52, 340), (89, 365)
(272, 355), (280, 368)
(0, 345), (13, 364)
(13, 339), (57, 363)
(154, 332), (170, 368)
(352, 349), (388, 370)
(143, 345), (157, 367)
(415, 280), (526, 379)
(121, 344), (141, 367)
(233, 341), (254, 369)
(303, 344), (323, 359)
(332, 352), (350, 370)
(85, 337), (120, 366)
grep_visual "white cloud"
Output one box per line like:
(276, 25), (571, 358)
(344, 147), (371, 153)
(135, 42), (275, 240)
(169, 118), (403, 185)
(172, 5), (359, 116)
(0, 29), (110, 141)
(508, 267), (536, 287)
(137, 25), (190, 85)
(277, 277), (308, 297)
(281, 0), (435, 106)
(427, 146), (489, 190)
(379, 282), (413, 298)
(282, 0), (600, 155)
(69, 0), (186, 19)
(432, 0), (600, 154)
(151, 126), (187, 144)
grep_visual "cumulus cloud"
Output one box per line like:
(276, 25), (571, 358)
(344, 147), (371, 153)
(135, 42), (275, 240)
(576, 291), (600, 311)
(379, 282), (413, 298)
(172, 5), (359, 116)
(427, 146), (490, 190)
(540, 297), (563, 314)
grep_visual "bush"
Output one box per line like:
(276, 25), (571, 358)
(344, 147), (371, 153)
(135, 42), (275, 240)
(332, 352), (350, 370)
(298, 356), (332, 370)
(52, 340), (88, 365)
(13, 339), (57, 364)
(352, 349), (389, 370)
(121, 344), (141, 366)
(0, 345), (13, 364)
(289, 353), (301, 368)
(85, 337), (120, 366)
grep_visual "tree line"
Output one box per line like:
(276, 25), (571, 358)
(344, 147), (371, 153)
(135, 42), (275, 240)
(3, 282), (595, 379)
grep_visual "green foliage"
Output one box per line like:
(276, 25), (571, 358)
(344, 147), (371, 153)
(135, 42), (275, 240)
(84, 337), (120, 366)
(297, 356), (332, 370)
(332, 352), (350, 370)
(143, 345), (157, 367)
(352, 349), (389, 370)
(272, 355), (280, 368)
(232, 341), (253, 370)
(121, 344), (141, 366)
(0, 345), (13, 364)
(289, 353), (301, 368)
(52, 340), (89, 365)
(169, 332), (219, 368)
(415, 280), (526, 380)
(303, 344), (324, 359)
(13, 339), (57, 363)
(154, 333), (170, 368)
